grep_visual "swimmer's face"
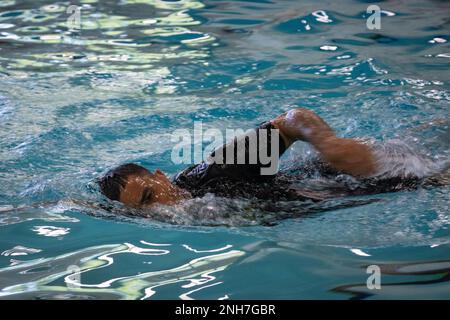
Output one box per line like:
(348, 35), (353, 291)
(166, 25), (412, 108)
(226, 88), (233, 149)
(119, 170), (188, 207)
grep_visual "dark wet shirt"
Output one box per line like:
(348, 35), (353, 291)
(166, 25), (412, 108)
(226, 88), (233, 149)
(172, 122), (306, 200)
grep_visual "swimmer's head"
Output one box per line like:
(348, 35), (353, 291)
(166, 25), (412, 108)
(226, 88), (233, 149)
(98, 163), (188, 207)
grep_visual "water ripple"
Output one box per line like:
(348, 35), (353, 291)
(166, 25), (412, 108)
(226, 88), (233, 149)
(0, 242), (244, 300)
(0, 0), (449, 299)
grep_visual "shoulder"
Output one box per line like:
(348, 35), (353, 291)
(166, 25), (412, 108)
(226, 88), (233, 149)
(173, 162), (210, 186)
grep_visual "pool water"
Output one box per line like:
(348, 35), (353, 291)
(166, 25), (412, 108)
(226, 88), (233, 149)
(0, 0), (449, 299)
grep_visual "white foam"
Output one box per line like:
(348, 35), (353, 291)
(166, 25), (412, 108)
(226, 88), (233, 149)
(369, 139), (441, 179)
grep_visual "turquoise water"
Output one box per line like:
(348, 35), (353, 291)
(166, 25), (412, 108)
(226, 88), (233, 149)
(0, 0), (449, 299)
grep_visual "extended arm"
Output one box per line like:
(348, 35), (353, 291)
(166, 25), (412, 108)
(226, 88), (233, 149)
(270, 108), (377, 177)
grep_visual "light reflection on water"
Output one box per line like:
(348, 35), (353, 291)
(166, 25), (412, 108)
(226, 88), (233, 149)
(0, 239), (243, 300)
(0, 0), (449, 299)
(0, 0), (213, 72)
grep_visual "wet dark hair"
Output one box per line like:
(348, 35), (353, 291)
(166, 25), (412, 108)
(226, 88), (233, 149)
(97, 163), (151, 201)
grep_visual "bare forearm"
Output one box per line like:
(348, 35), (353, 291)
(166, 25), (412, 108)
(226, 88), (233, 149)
(314, 136), (376, 177)
(270, 108), (376, 177)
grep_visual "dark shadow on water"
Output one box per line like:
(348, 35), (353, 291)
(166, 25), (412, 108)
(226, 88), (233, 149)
(332, 260), (450, 300)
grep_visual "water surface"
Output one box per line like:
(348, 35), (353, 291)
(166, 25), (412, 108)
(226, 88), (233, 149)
(0, 0), (449, 299)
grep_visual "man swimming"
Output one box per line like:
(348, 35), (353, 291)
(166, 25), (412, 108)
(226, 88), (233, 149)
(98, 108), (448, 208)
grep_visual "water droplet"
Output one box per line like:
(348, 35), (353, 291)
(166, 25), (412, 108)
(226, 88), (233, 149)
(429, 37), (446, 44)
(320, 45), (338, 51)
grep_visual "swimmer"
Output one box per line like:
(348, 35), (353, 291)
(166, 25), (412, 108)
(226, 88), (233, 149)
(97, 108), (448, 208)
